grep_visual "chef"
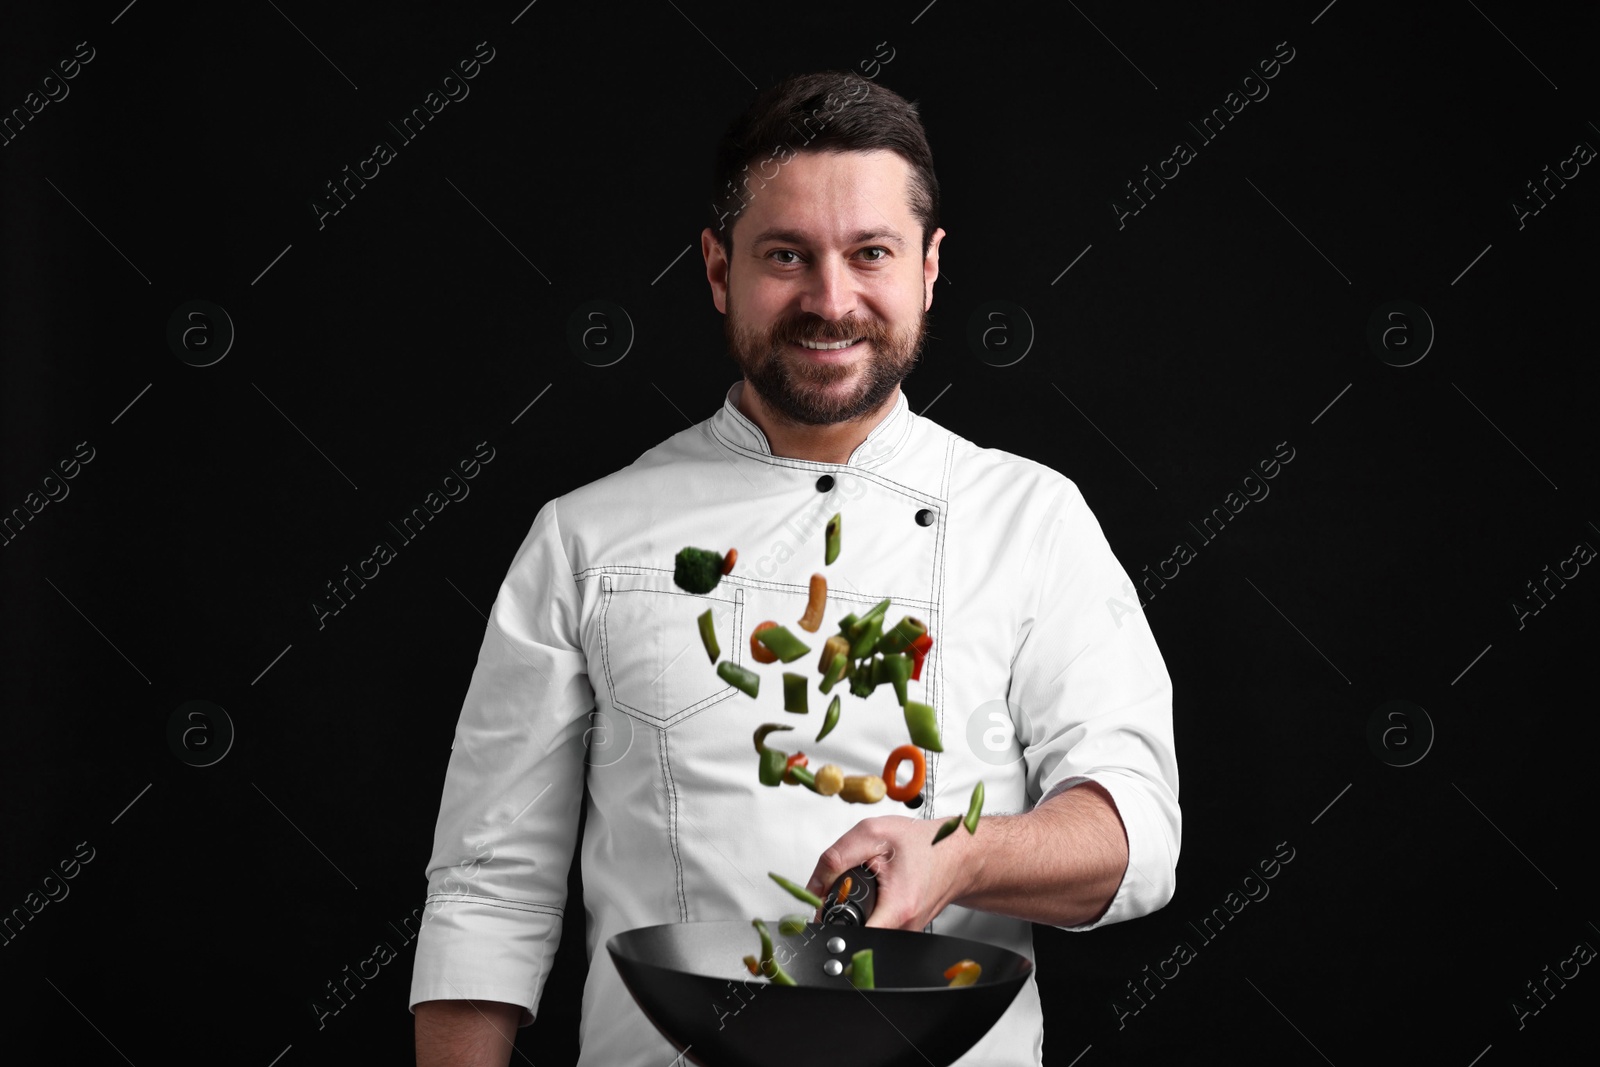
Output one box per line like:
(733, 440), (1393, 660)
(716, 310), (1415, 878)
(411, 70), (1180, 1066)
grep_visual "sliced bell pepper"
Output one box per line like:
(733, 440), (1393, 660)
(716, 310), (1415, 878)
(908, 632), (932, 681)
(782, 751), (809, 784)
(944, 959), (981, 986)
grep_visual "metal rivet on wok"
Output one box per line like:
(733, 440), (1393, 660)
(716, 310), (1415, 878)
(823, 959), (844, 976)
(827, 936), (847, 954)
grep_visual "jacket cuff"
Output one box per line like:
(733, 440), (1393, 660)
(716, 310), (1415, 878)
(407, 897), (565, 1027)
(1033, 772), (1177, 932)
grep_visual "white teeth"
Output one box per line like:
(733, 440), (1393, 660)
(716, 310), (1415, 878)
(798, 339), (860, 350)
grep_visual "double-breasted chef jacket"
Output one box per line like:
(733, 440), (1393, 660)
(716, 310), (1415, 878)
(410, 381), (1180, 1065)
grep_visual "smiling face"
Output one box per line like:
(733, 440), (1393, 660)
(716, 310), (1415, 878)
(705, 149), (943, 427)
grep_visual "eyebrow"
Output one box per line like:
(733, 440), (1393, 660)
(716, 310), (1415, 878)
(749, 228), (908, 251)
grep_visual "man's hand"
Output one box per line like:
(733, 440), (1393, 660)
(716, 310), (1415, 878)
(804, 814), (968, 930)
(804, 782), (1130, 931)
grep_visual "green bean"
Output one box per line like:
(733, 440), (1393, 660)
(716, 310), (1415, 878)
(753, 723), (794, 753)
(759, 747), (787, 786)
(718, 660), (759, 698)
(851, 598), (891, 638)
(820, 651), (849, 694)
(769, 872), (824, 909)
(752, 918), (797, 986)
(873, 653), (911, 706)
(875, 615), (926, 657)
(848, 948), (875, 989)
(816, 695), (841, 741)
(754, 724), (793, 786)
(849, 615), (882, 660)
(697, 608), (720, 663)
(964, 781), (985, 835)
(848, 659), (878, 699)
(782, 672), (809, 714)
(755, 624), (812, 664)
(903, 700), (943, 751)
(932, 815), (962, 845)
(825, 513), (841, 565)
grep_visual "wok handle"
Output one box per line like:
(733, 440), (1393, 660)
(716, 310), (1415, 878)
(820, 863), (878, 925)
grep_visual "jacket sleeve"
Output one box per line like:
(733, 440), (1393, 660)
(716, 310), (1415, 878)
(1010, 478), (1180, 931)
(409, 496), (593, 1025)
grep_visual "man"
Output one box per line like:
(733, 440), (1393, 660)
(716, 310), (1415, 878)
(412, 71), (1179, 1065)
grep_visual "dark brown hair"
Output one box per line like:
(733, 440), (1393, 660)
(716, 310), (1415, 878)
(709, 70), (940, 259)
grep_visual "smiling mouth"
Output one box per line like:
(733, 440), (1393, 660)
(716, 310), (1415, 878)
(794, 338), (864, 350)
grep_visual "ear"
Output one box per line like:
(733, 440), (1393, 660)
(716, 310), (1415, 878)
(922, 227), (946, 310)
(701, 228), (730, 314)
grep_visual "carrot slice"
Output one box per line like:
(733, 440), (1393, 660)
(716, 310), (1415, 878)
(750, 621), (779, 663)
(882, 744), (926, 802)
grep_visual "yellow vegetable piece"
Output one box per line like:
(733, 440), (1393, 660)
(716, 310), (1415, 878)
(840, 774), (886, 804)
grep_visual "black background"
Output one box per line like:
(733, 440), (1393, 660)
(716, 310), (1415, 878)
(2, 2), (1595, 1064)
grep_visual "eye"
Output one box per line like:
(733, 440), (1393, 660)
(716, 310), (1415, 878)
(768, 249), (802, 265)
(859, 247), (889, 261)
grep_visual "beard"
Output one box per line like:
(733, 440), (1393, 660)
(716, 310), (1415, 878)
(725, 300), (930, 427)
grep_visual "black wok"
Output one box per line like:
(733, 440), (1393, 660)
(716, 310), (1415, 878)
(607, 918), (1034, 1067)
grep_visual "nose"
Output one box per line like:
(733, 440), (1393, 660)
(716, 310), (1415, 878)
(798, 255), (857, 326)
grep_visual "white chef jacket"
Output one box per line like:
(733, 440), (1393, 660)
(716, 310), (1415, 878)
(409, 381), (1180, 1065)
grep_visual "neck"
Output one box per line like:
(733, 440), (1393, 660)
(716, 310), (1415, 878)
(736, 381), (898, 464)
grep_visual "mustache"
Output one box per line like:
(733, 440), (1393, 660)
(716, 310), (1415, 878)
(776, 316), (887, 345)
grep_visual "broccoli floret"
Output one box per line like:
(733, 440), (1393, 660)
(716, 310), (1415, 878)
(674, 546), (724, 594)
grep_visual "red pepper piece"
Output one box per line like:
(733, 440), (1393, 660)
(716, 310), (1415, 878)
(908, 633), (933, 681)
(783, 751), (809, 785)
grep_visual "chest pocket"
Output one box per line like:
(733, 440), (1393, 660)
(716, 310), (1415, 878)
(597, 571), (746, 730)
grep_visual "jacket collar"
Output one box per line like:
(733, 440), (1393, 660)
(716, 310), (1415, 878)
(709, 380), (913, 470)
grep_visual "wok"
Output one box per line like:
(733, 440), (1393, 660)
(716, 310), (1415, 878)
(607, 918), (1034, 1067)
